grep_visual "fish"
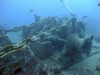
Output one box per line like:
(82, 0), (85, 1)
(98, 3), (100, 6)
(82, 16), (88, 19)
(30, 9), (33, 13)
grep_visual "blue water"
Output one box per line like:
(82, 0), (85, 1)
(0, 0), (100, 36)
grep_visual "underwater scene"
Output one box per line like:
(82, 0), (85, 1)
(0, 0), (100, 75)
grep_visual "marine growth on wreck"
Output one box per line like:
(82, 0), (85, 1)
(0, 0), (100, 75)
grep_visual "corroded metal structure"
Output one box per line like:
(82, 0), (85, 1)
(0, 15), (93, 75)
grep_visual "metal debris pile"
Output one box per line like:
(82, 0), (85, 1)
(0, 15), (95, 75)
